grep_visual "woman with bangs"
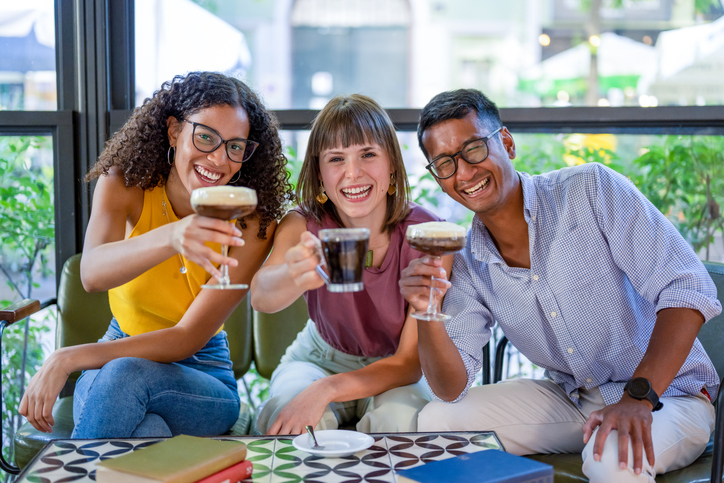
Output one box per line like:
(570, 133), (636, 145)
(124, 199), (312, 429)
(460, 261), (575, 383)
(250, 94), (453, 435)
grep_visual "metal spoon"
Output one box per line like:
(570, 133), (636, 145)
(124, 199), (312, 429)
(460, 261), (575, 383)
(305, 425), (323, 449)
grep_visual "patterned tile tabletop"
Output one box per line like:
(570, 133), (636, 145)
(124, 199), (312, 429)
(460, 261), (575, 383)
(17, 431), (502, 482)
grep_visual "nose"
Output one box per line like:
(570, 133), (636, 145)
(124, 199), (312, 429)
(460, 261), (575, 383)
(207, 144), (230, 166)
(454, 153), (476, 181)
(344, 159), (362, 179)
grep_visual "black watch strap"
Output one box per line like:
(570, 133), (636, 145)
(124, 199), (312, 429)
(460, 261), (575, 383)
(625, 377), (663, 412)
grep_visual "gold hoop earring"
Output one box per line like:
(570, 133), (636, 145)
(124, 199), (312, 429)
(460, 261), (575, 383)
(387, 173), (397, 196)
(167, 147), (175, 166)
(228, 169), (242, 184)
(316, 185), (328, 204)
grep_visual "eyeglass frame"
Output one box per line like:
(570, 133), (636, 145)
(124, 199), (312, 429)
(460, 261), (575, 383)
(183, 119), (259, 163)
(425, 126), (503, 180)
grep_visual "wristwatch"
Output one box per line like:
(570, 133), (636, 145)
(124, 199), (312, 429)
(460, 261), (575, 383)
(624, 377), (663, 411)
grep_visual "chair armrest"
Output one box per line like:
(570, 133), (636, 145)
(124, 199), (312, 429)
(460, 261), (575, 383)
(494, 336), (509, 384)
(0, 299), (41, 325)
(712, 377), (724, 483)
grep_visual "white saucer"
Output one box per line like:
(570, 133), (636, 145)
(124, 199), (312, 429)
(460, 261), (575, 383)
(292, 429), (375, 457)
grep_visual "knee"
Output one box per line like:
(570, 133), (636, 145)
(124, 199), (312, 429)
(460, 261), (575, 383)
(89, 357), (155, 396)
(582, 431), (653, 483)
(418, 400), (461, 431)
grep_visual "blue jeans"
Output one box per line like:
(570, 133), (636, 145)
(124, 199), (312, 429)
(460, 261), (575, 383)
(71, 319), (240, 438)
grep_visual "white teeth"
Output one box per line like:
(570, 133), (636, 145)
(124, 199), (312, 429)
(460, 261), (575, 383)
(463, 178), (489, 195)
(341, 185), (372, 199)
(195, 166), (221, 181)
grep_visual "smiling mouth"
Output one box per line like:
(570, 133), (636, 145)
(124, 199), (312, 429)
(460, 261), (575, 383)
(341, 185), (372, 200)
(462, 177), (490, 195)
(195, 165), (222, 183)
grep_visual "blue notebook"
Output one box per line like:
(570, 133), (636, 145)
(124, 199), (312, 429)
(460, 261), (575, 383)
(395, 449), (553, 483)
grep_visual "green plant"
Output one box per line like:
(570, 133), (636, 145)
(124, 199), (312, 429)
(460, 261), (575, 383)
(0, 135), (54, 469)
(632, 135), (724, 260)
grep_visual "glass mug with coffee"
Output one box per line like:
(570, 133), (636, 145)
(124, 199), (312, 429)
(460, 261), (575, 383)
(314, 228), (370, 292)
(190, 186), (257, 290)
(406, 221), (467, 321)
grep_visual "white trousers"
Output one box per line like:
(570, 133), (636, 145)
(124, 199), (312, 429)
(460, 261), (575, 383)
(418, 379), (714, 482)
(256, 321), (431, 434)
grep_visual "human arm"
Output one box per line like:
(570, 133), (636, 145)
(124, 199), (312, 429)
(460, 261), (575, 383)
(20, 212), (275, 433)
(266, 307), (424, 435)
(582, 307), (704, 475)
(250, 211), (324, 313)
(398, 254), (470, 401)
(80, 170), (244, 291)
(580, 164), (721, 474)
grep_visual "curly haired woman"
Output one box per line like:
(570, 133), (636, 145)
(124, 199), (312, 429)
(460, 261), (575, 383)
(19, 72), (294, 438)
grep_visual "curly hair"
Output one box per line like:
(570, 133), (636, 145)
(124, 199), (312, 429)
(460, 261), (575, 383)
(86, 72), (294, 239)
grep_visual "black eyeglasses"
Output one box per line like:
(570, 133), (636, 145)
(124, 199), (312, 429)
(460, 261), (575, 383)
(426, 127), (503, 179)
(184, 120), (259, 163)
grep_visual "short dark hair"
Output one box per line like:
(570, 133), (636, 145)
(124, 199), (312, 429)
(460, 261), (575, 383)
(417, 89), (502, 159)
(297, 94), (411, 234)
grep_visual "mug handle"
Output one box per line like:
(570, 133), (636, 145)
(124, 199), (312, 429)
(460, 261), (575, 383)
(315, 264), (330, 285)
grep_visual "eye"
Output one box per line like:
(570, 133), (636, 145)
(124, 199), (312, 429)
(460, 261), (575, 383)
(327, 156), (344, 163)
(228, 141), (245, 152)
(195, 132), (217, 145)
(362, 151), (376, 158)
(434, 157), (454, 170)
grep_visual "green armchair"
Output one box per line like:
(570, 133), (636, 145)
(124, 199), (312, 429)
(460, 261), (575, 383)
(0, 254), (254, 474)
(493, 261), (724, 483)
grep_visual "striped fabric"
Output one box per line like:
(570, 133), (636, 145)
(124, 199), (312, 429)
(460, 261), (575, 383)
(442, 163), (722, 406)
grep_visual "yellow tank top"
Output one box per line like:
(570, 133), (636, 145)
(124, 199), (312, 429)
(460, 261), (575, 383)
(108, 186), (222, 336)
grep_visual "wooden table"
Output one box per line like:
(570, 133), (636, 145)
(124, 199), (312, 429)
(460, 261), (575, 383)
(16, 431), (502, 482)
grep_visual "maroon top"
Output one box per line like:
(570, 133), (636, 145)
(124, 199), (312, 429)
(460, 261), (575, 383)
(303, 203), (442, 357)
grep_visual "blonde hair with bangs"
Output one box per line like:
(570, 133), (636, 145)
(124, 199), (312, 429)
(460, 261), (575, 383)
(297, 94), (410, 233)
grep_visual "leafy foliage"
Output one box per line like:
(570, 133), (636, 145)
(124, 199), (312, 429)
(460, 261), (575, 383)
(631, 136), (724, 259)
(0, 136), (54, 469)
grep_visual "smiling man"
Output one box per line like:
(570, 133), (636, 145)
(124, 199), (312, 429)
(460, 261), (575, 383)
(399, 89), (721, 483)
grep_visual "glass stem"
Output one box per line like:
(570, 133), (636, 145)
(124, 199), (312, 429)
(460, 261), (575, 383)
(427, 275), (438, 315)
(219, 244), (231, 285)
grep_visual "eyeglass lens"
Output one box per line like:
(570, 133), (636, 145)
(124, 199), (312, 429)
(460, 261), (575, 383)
(192, 124), (256, 162)
(431, 138), (490, 179)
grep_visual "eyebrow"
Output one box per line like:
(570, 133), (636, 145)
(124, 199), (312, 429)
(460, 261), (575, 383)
(323, 145), (379, 155)
(431, 135), (480, 160)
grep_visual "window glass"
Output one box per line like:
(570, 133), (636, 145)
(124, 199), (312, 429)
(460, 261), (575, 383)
(0, 1), (57, 110)
(282, 129), (724, 264)
(135, 0), (724, 108)
(0, 135), (56, 462)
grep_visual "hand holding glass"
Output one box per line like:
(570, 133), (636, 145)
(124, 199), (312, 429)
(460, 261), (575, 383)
(406, 222), (467, 321)
(190, 186), (257, 290)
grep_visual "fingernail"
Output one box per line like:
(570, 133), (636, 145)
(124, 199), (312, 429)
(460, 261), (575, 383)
(234, 229), (242, 236)
(635, 468), (641, 475)
(619, 462), (626, 469)
(594, 453), (600, 462)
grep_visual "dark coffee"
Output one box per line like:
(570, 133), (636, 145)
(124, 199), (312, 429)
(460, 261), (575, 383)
(192, 204), (256, 221)
(322, 239), (368, 285)
(408, 237), (466, 257)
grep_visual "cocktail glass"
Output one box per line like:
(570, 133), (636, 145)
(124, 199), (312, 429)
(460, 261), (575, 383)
(406, 222), (467, 321)
(190, 186), (257, 290)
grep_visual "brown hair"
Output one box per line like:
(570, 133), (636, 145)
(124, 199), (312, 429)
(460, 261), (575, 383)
(297, 94), (410, 233)
(85, 72), (294, 239)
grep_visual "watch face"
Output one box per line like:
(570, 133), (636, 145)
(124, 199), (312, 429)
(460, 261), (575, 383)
(628, 378), (651, 398)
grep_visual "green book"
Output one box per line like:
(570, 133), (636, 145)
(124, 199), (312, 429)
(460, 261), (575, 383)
(95, 435), (247, 483)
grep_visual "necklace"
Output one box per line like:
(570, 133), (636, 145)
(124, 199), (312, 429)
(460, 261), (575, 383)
(160, 186), (188, 274)
(365, 239), (391, 268)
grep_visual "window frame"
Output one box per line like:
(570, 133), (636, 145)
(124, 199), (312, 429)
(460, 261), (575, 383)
(1, 0), (722, 288)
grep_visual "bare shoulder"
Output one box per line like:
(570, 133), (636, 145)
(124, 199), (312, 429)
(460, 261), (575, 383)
(90, 167), (144, 222)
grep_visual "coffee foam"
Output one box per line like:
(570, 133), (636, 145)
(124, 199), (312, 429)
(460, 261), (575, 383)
(406, 221), (466, 238)
(191, 186), (257, 205)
